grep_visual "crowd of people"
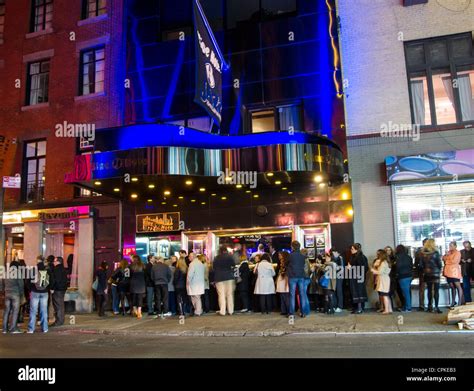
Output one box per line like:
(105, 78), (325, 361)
(2, 239), (473, 333)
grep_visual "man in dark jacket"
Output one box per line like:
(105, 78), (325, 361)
(287, 241), (309, 317)
(50, 257), (68, 326)
(461, 241), (473, 303)
(151, 256), (172, 316)
(3, 259), (25, 334)
(213, 246), (236, 316)
(145, 256), (156, 315)
(28, 256), (50, 333)
(236, 258), (250, 312)
(414, 238), (428, 311)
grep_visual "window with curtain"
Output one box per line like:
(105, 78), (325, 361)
(405, 33), (474, 127)
(23, 140), (46, 203)
(82, 0), (106, 19)
(80, 47), (105, 95)
(27, 59), (50, 105)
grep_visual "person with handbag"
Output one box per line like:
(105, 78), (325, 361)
(371, 250), (392, 314)
(275, 251), (290, 315)
(253, 253), (276, 314)
(443, 241), (464, 309)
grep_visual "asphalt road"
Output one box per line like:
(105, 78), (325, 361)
(1, 332), (473, 358)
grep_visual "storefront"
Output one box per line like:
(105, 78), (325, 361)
(2, 206), (95, 312)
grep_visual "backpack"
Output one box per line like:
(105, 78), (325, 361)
(35, 269), (50, 291)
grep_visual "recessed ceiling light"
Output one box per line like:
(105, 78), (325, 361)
(342, 192), (349, 200)
(245, 190), (251, 193)
(173, 204), (178, 207)
(161, 201), (166, 205)
(148, 184), (155, 189)
(225, 177), (232, 182)
(211, 193), (217, 196)
(282, 187), (287, 190)
(131, 177), (138, 182)
(113, 188), (120, 192)
(319, 183), (326, 187)
(94, 181), (101, 186)
(314, 175), (323, 183)
(253, 194), (259, 198)
(164, 190), (171, 196)
(131, 194), (138, 199)
(201, 202), (206, 205)
(288, 191), (293, 195)
(236, 184), (242, 189)
(185, 180), (193, 185)
(147, 199), (153, 202)
(275, 181), (281, 185)
(347, 208), (354, 216)
(221, 196), (227, 200)
(267, 173), (274, 177)
(199, 187), (206, 192)
(191, 199), (196, 203)
(178, 196), (184, 199)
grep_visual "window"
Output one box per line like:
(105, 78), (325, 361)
(165, 117), (212, 132)
(30, 0), (53, 33)
(250, 104), (302, 133)
(0, 0), (5, 44)
(82, 0), (106, 19)
(80, 47), (105, 95)
(26, 59), (50, 105)
(405, 33), (474, 127)
(393, 180), (474, 255)
(23, 140), (46, 203)
(226, 0), (296, 29)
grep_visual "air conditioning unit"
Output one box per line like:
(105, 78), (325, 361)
(403, 0), (429, 6)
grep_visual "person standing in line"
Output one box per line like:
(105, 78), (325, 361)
(45, 255), (55, 322)
(394, 245), (414, 312)
(199, 255), (211, 314)
(2, 258), (25, 334)
(174, 256), (189, 316)
(110, 262), (121, 315)
(213, 246), (236, 316)
(95, 261), (109, 317)
(145, 255), (156, 315)
(443, 241), (464, 309)
(276, 251), (290, 316)
(236, 254), (251, 313)
(330, 248), (344, 312)
(49, 256), (68, 326)
(414, 238), (429, 311)
(17, 259), (30, 325)
(116, 259), (131, 315)
(348, 243), (368, 314)
(166, 257), (177, 315)
(371, 250), (392, 314)
(385, 245), (403, 311)
(151, 256), (172, 317)
(187, 253), (205, 316)
(419, 239), (443, 313)
(460, 241), (473, 303)
(250, 243), (265, 262)
(129, 255), (146, 319)
(287, 240), (310, 318)
(372, 251), (383, 312)
(28, 256), (50, 333)
(254, 253), (276, 314)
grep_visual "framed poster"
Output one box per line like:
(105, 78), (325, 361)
(315, 234), (325, 247)
(307, 248), (316, 259)
(304, 235), (315, 248)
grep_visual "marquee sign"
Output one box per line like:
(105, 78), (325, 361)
(136, 212), (181, 233)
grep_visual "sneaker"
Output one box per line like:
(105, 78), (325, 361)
(163, 312), (172, 317)
(43, 329), (48, 333)
(27, 330), (34, 334)
(240, 309), (249, 313)
(113, 312), (120, 315)
(334, 308), (342, 313)
(2, 330), (7, 334)
(10, 329), (23, 334)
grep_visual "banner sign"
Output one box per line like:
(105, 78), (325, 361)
(136, 212), (181, 233)
(385, 149), (474, 182)
(193, 0), (227, 126)
(3, 175), (21, 189)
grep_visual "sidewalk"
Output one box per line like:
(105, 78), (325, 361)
(32, 310), (470, 337)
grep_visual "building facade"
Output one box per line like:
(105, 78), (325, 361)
(338, 0), (474, 306)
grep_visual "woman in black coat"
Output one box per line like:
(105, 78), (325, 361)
(348, 243), (368, 314)
(129, 255), (146, 318)
(419, 239), (443, 313)
(236, 256), (251, 312)
(95, 261), (109, 317)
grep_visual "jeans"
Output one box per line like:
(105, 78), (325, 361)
(28, 292), (49, 333)
(168, 291), (177, 314)
(398, 277), (412, 311)
(289, 278), (310, 316)
(111, 285), (120, 313)
(462, 276), (472, 303)
(52, 290), (66, 325)
(154, 284), (169, 314)
(146, 286), (155, 314)
(3, 294), (20, 332)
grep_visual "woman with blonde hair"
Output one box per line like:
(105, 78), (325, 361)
(420, 239), (443, 313)
(174, 256), (189, 315)
(198, 254), (211, 313)
(371, 250), (392, 314)
(443, 241), (464, 309)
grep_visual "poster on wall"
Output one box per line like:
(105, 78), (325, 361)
(304, 235), (314, 248)
(307, 248), (316, 260)
(315, 234), (325, 247)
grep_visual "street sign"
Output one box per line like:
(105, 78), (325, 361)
(3, 175), (21, 189)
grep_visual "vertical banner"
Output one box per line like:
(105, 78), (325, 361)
(193, 0), (228, 126)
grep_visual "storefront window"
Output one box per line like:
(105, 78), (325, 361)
(393, 180), (474, 254)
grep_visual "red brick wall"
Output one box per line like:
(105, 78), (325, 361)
(0, 0), (125, 208)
